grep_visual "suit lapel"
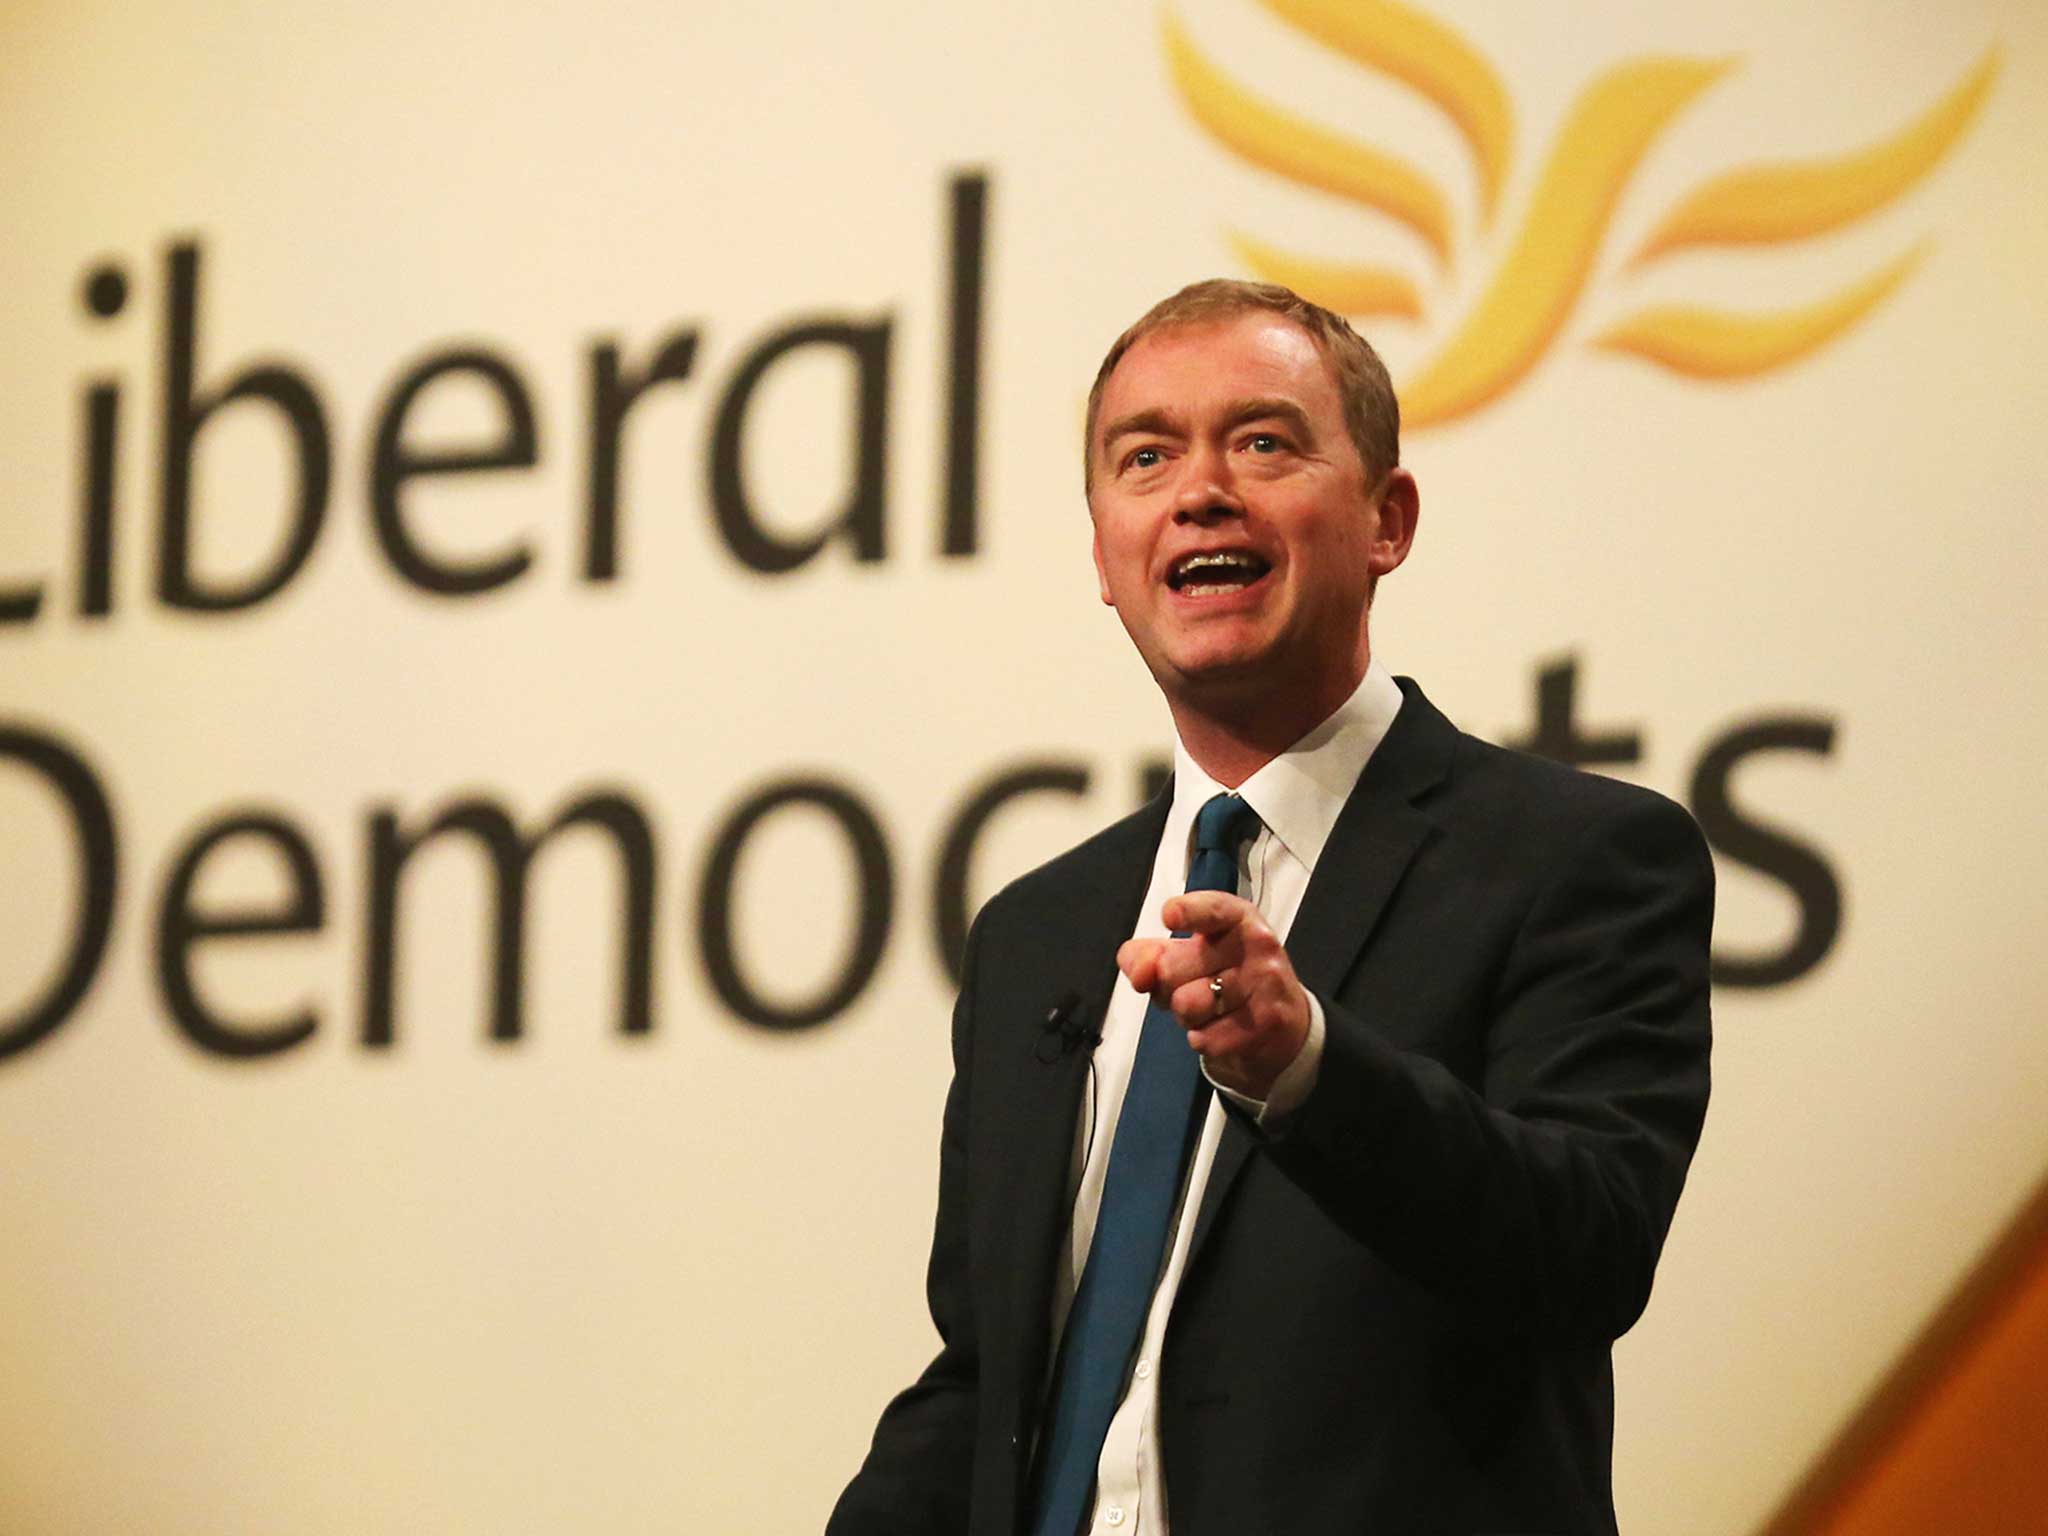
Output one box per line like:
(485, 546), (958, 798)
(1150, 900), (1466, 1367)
(993, 789), (1171, 1439)
(1185, 678), (1458, 1269)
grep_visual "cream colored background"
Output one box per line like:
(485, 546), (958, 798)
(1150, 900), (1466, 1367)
(3, 1), (2046, 1531)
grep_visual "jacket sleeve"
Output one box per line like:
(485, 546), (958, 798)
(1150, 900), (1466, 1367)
(825, 919), (985, 1534)
(1265, 788), (1715, 1344)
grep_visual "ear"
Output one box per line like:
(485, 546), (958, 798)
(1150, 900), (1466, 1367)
(1090, 513), (1116, 606)
(1367, 468), (1420, 580)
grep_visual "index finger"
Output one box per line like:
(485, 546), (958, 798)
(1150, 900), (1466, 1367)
(1163, 889), (1255, 936)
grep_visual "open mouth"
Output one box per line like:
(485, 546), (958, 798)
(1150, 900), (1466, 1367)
(1166, 550), (1272, 597)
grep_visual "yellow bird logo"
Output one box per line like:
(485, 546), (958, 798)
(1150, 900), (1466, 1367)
(1164, 0), (2000, 427)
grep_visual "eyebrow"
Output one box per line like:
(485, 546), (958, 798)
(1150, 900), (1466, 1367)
(1217, 396), (1317, 441)
(1098, 407), (1181, 455)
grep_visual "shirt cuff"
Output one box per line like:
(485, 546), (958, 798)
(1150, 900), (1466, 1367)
(1206, 990), (1326, 1130)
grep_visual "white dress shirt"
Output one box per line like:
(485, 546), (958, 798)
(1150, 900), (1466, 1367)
(1045, 660), (1406, 1535)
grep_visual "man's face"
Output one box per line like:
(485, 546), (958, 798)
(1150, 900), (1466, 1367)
(1088, 311), (1410, 718)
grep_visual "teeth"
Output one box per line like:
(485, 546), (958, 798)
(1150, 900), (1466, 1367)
(1171, 551), (1266, 589)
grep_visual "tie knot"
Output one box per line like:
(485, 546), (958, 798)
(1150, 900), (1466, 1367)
(1192, 792), (1261, 859)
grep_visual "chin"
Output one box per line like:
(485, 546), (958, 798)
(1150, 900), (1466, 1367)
(1161, 651), (1278, 704)
(1157, 624), (1279, 679)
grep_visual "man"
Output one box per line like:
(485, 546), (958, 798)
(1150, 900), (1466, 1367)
(829, 280), (1713, 1535)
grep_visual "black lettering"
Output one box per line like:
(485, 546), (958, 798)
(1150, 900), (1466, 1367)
(1505, 654), (1643, 769)
(75, 261), (129, 619)
(698, 778), (892, 1029)
(933, 762), (1088, 984)
(584, 330), (699, 581)
(84, 263), (129, 320)
(79, 383), (119, 616)
(940, 171), (987, 557)
(1689, 716), (1844, 988)
(369, 349), (540, 595)
(0, 723), (118, 1061)
(362, 790), (656, 1046)
(156, 811), (324, 1057)
(158, 241), (331, 611)
(0, 578), (41, 625)
(708, 318), (891, 573)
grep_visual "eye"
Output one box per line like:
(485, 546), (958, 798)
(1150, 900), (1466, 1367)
(1127, 445), (1164, 471)
(1245, 432), (1285, 454)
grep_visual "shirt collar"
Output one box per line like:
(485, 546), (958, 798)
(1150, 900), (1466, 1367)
(1167, 659), (1405, 873)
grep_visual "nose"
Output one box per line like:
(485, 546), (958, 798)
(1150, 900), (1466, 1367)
(1171, 441), (1243, 526)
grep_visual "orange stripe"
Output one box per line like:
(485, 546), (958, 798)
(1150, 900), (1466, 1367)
(1760, 1169), (2048, 1535)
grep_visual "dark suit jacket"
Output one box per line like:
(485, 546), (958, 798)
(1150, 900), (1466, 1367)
(829, 679), (1714, 1536)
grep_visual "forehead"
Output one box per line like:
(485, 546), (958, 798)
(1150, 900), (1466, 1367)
(1098, 311), (1340, 424)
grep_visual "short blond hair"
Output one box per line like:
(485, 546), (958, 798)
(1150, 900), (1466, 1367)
(1083, 278), (1400, 490)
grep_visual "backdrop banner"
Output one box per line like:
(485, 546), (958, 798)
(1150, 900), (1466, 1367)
(3, 2), (2045, 1531)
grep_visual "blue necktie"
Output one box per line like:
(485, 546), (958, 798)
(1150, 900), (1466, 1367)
(1028, 792), (1264, 1536)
